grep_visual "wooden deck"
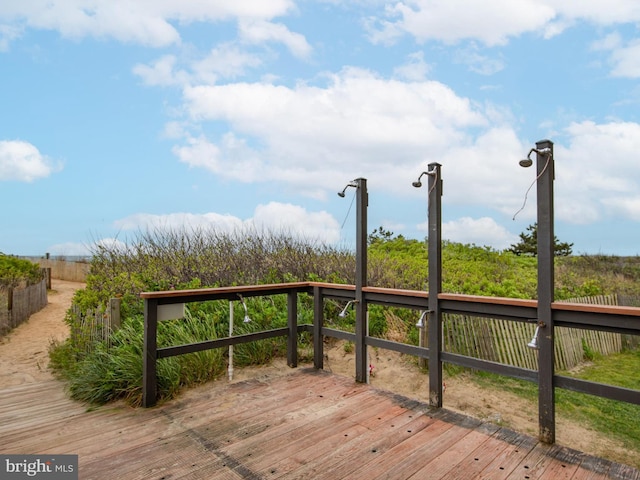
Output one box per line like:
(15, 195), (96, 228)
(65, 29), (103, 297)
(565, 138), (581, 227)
(1, 369), (639, 480)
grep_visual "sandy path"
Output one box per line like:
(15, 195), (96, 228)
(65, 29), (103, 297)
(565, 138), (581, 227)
(0, 279), (84, 388)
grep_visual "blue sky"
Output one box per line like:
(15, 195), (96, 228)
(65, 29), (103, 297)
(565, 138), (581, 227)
(2, 1), (640, 256)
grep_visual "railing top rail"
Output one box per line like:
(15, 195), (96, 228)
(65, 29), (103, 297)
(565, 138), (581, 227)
(139, 282), (640, 318)
(139, 282), (311, 300)
(439, 293), (536, 308)
(363, 285), (428, 298)
(553, 301), (640, 317)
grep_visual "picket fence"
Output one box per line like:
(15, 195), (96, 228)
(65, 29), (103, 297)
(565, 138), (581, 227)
(0, 278), (48, 337)
(69, 298), (122, 353)
(442, 294), (631, 372)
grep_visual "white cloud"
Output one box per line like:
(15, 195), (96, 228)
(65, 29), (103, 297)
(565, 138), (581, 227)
(366, 0), (640, 47)
(589, 32), (640, 78)
(133, 44), (263, 87)
(608, 40), (640, 78)
(0, 140), (59, 182)
(113, 202), (341, 244)
(367, 0), (555, 46)
(238, 19), (312, 59)
(0, 0), (296, 48)
(133, 55), (186, 86)
(454, 44), (505, 75)
(554, 120), (640, 223)
(393, 51), (430, 81)
(0, 23), (21, 51)
(251, 202), (341, 242)
(176, 67), (490, 196)
(421, 216), (518, 249)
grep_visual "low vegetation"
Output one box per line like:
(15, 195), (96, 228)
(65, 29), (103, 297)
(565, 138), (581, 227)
(0, 253), (43, 289)
(49, 228), (640, 454)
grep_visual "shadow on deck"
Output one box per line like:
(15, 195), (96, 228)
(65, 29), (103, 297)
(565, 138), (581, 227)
(1, 369), (638, 480)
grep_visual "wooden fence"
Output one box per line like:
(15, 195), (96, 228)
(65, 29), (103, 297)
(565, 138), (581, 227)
(69, 298), (122, 353)
(25, 257), (89, 282)
(442, 294), (631, 372)
(0, 278), (48, 337)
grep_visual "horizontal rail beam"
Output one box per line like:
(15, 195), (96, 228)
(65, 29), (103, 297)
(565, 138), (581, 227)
(366, 337), (429, 358)
(157, 327), (292, 358)
(555, 375), (640, 405)
(442, 352), (538, 383)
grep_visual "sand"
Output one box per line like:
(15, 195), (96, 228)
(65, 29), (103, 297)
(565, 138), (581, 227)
(0, 279), (637, 468)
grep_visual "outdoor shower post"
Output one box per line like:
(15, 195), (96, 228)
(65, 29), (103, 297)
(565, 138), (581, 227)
(142, 298), (158, 408)
(535, 139), (556, 443)
(354, 178), (369, 383)
(427, 163), (443, 407)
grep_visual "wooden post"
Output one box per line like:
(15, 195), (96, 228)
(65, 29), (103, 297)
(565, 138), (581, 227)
(287, 290), (298, 368)
(43, 268), (52, 290)
(313, 286), (324, 370)
(143, 298), (158, 408)
(535, 139), (556, 444)
(354, 178), (368, 383)
(110, 297), (122, 331)
(427, 163), (443, 408)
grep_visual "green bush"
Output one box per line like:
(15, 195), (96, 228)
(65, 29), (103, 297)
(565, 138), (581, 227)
(57, 310), (226, 406)
(0, 254), (42, 289)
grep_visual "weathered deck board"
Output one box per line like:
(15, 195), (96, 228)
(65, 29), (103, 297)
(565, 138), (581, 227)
(1, 369), (639, 480)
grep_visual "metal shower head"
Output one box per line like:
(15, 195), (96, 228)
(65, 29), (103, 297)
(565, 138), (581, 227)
(527, 325), (540, 349)
(412, 169), (436, 188)
(519, 147), (551, 168)
(338, 300), (356, 318)
(519, 158), (533, 168)
(415, 310), (428, 328)
(338, 181), (358, 198)
(237, 294), (251, 323)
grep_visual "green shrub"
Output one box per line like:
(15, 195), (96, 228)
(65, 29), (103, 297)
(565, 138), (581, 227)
(0, 254), (42, 288)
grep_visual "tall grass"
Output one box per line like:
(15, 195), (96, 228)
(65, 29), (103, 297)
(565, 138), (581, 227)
(52, 310), (226, 406)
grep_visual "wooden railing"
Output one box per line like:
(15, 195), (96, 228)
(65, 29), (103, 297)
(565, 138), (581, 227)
(141, 145), (640, 446)
(141, 281), (640, 446)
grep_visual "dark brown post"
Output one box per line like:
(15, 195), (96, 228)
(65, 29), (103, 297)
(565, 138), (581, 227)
(535, 139), (555, 443)
(143, 298), (158, 408)
(354, 178), (368, 383)
(313, 286), (324, 369)
(110, 297), (122, 330)
(287, 290), (298, 368)
(428, 163), (443, 407)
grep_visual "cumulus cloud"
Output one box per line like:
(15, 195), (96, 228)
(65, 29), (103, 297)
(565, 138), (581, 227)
(113, 202), (341, 244)
(366, 0), (640, 47)
(367, 0), (555, 46)
(420, 216), (518, 249)
(0, 140), (59, 182)
(0, 0), (296, 48)
(554, 121), (640, 223)
(175, 67), (490, 197)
